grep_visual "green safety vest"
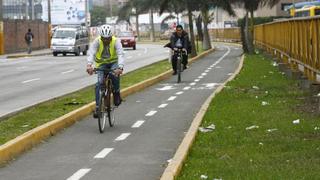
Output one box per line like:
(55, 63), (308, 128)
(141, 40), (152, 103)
(95, 36), (118, 67)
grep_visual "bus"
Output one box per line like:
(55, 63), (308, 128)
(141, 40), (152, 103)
(286, 1), (320, 17)
(292, 6), (320, 17)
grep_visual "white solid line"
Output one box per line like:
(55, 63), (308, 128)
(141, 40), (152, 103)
(61, 69), (75, 74)
(146, 110), (157, 116)
(183, 86), (191, 90)
(168, 96), (177, 101)
(176, 91), (184, 95)
(194, 79), (200, 82)
(94, 148), (114, 159)
(115, 133), (131, 141)
(190, 82), (196, 86)
(22, 78), (40, 84)
(132, 120), (145, 128)
(67, 169), (91, 180)
(158, 104), (168, 108)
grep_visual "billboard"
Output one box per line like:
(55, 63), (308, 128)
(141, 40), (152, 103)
(42, 0), (86, 25)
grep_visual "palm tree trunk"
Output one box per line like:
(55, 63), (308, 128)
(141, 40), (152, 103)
(244, 11), (254, 54)
(149, 9), (155, 42)
(201, 7), (211, 51)
(187, 7), (197, 57)
(135, 14), (140, 41)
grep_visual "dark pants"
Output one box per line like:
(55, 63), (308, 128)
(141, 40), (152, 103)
(95, 63), (120, 107)
(171, 54), (188, 72)
(26, 42), (32, 54)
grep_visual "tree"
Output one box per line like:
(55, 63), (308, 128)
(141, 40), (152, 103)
(90, 6), (109, 26)
(231, 0), (280, 53)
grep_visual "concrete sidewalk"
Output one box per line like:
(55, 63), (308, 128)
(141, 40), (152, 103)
(0, 48), (52, 59)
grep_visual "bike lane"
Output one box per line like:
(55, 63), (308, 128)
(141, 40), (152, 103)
(0, 44), (242, 180)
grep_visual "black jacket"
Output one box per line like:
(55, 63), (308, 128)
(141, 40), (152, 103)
(170, 31), (189, 50)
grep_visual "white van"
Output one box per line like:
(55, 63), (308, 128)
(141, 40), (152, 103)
(51, 26), (89, 56)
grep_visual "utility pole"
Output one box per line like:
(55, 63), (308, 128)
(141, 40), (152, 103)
(48, 0), (51, 24)
(0, 0), (2, 21)
(25, 0), (29, 19)
(31, 0), (34, 20)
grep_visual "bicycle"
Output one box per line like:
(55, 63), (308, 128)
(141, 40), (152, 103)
(173, 48), (187, 83)
(94, 68), (117, 133)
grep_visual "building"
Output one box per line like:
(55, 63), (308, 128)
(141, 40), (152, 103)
(255, 0), (311, 17)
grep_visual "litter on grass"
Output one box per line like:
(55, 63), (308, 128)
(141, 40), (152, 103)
(199, 124), (216, 133)
(261, 101), (270, 106)
(200, 175), (208, 179)
(272, 62), (278, 67)
(252, 86), (259, 90)
(293, 119), (300, 124)
(246, 125), (259, 130)
(266, 128), (278, 132)
(314, 127), (320, 130)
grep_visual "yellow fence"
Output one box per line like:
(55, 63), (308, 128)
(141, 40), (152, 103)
(209, 28), (241, 42)
(255, 17), (320, 82)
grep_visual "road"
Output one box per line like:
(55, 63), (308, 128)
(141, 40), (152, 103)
(0, 43), (242, 180)
(0, 44), (168, 118)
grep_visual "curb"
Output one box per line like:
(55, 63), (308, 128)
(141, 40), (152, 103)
(160, 54), (245, 180)
(0, 48), (214, 166)
(6, 52), (52, 59)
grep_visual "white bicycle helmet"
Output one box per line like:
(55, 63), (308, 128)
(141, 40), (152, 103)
(99, 24), (113, 38)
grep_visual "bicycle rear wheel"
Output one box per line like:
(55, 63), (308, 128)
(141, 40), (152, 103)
(177, 56), (182, 83)
(97, 89), (107, 133)
(106, 80), (115, 127)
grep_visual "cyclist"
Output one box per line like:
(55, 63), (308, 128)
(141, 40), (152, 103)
(170, 25), (189, 75)
(86, 24), (125, 118)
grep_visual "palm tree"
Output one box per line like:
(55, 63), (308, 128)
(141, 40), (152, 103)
(231, 0), (280, 53)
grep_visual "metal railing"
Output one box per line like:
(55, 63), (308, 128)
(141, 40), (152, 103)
(255, 17), (320, 82)
(209, 28), (241, 42)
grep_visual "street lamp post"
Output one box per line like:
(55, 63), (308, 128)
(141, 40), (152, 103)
(132, 8), (140, 41)
(0, 0), (3, 21)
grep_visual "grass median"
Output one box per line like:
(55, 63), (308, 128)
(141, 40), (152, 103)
(0, 60), (171, 145)
(177, 54), (320, 179)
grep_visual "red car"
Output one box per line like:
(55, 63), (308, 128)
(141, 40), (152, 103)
(117, 31), (137, 50)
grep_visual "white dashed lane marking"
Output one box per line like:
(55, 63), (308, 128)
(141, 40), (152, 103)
(194, 79), (200, 82)
(189, 82), (196, 86)
(67, 169), (91, 180)
(158, 104), (168, 108)
(115, 133), (131, 141)
(175, 91), (183, 95)
(94, 148), (114, 159)
(183, 86), (191, 90)
(61, 69), (75, 74)
(167, 96), (177, 101)
(146, 110), (157, 116)
(132, 120), (145, 128)
(22, 78), (40, 84)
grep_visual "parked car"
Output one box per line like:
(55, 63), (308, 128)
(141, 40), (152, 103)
(51, 25), (89, 56)
(117, 31), (136, 50)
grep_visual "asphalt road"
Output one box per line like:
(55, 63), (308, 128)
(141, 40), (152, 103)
(0, 43), (242, 180)
(0, 44), (169, 118)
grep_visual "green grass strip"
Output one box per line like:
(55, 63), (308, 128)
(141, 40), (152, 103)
(177, 54), (320, 179)
(0, 60), (171, 145)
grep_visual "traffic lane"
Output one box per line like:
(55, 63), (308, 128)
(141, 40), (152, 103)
(0, 44), (164, 84)
(0, 45), (241, 180)
(0, 44), (165, 117)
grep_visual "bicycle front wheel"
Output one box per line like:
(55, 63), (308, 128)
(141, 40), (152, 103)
(97, 90), (107, 133)
(106, 80), (115, 127)
(177, 56), (182, 83)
